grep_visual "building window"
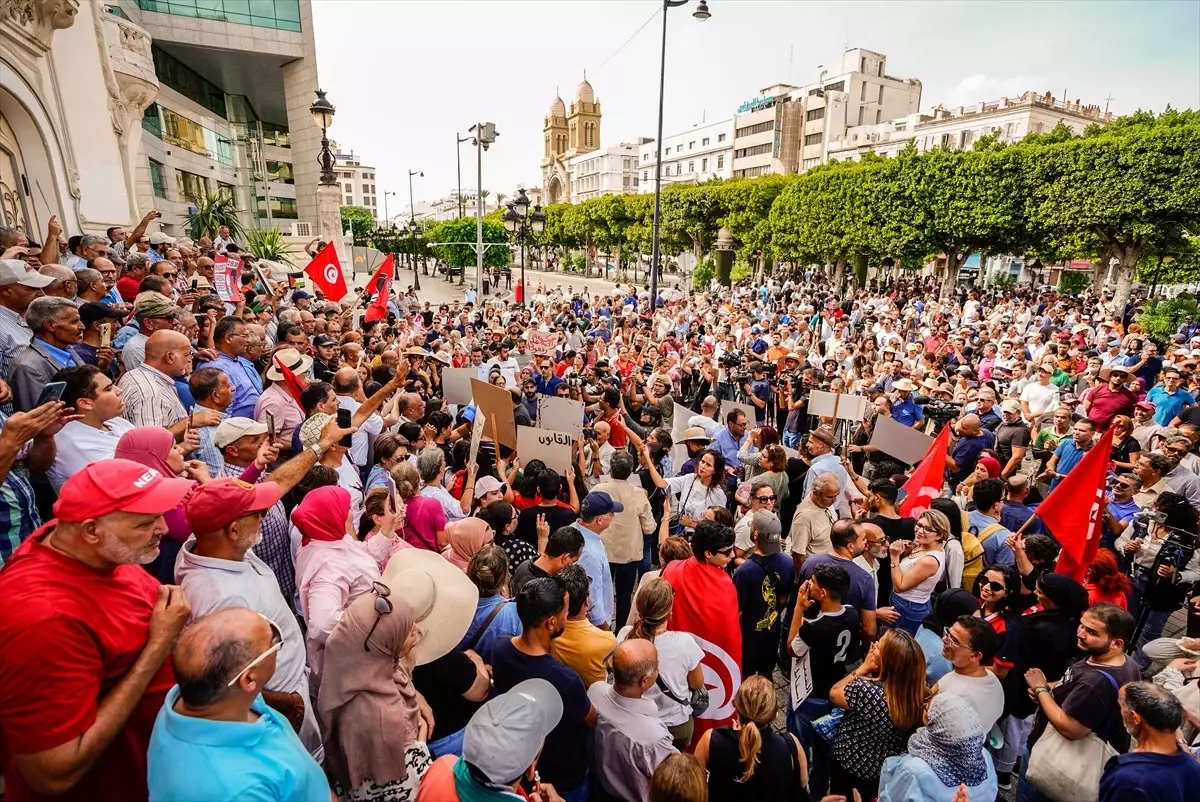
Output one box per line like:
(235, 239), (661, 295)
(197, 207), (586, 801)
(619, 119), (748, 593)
(688, 160), (695, 173)
(665, 147), (671, 155)
(264, 161), (294, 184)
(345, 195), (353, 204)
(701, 158), (708, 172)
(718, 133), (726, 142)
(344, 183), (352, 193)
(261, 122), (290, 148)
(806, 107), (825, 122)
(702, 137), (710, 146)
(632, 176), (638, 187)
(824, 80), (845, 92)
(141, 104), (163, 137)
(802, 157), (821, 169)
(151, 44), (226, 117)
(733, 165), (769, 178)
(735, 120), (773, 138)
(689, 141), (695, 149)
(136, 0), (302, 32)
(256, 195), (299, 219)
(717, 154), (724, 169)
(642, 153), (649, 161)
(216, 181), (235, 202)
(176, 170), (209, 202)
(734, 143), (772, 158)
(804, 132), (824, 146)
(643, 170), (648, 180)
(676, 164), (681, 175)
(148, 159), (167, 198)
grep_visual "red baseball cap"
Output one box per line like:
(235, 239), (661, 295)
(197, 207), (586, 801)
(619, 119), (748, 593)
(54, 459), (196, 522)
(185, 478), (282, 534)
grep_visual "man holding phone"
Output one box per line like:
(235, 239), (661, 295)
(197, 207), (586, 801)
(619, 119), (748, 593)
(10, 297), (85, 412)
(71, 303), (124, 377)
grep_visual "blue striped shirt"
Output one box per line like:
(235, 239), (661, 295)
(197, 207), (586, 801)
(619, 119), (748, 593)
(0, 411), (41, 566)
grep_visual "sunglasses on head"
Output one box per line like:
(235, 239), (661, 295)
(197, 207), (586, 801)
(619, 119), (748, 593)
(226, 614), (284, 687)
(363, 581), (393, 652)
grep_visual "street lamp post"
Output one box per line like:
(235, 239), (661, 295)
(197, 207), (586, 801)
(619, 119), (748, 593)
(470, 123), (498, 294)
(309, 89), (344, 263)
(408, 219), (421, 292)
(503, 188), (546, 307)
(456, 134), (471, 220)
(383, 190), (396, 226)
(408, 169), (425, 276)
(310, 89), (337, 185)
(649, 0), (710, 309)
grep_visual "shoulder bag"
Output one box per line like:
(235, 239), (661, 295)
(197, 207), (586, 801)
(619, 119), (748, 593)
(1025, 669), (1119, 802)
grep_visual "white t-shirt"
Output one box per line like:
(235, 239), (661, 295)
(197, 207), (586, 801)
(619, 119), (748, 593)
(616, 626), (703, 727)
(336, 395), (382, 467)
(687, 414), (722, 440)
(1019, 381), (1059, 417)
(935, 670), (1005, 734)
(49, 418), (136, 492)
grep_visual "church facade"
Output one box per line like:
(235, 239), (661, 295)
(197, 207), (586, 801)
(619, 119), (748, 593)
(541, 75), (601, 204)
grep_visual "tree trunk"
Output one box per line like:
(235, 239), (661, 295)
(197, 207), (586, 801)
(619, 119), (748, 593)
(853, 254), (868, 288)
(1092, 260), (1107, 289)
(832, 259), (847, 290)
(939, 252), (968, 300)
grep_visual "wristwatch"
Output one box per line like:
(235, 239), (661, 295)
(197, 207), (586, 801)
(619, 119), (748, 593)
(308, 441), (326, 458)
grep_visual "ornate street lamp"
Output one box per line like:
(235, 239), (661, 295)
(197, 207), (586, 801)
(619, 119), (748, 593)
(310, 89), (337, 186)
(503, 188), (545, 306)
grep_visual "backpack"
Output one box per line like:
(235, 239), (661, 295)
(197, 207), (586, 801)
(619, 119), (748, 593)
(961, 523), (1004, 593)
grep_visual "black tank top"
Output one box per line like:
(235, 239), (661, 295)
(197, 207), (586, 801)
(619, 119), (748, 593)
(707, 725), (808, 802)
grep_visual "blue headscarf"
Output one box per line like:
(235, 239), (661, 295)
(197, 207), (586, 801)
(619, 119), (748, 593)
(905, 693), (990, 788)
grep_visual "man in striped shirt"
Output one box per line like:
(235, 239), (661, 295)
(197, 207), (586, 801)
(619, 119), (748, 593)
(118, 330), (220, 438)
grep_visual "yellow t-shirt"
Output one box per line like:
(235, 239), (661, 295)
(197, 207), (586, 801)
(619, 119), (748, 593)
(551, 618), (617, 687)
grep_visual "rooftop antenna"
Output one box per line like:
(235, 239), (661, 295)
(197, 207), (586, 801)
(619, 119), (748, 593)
(788, 45), (794, 82)
(1103, 92), (1114, 114)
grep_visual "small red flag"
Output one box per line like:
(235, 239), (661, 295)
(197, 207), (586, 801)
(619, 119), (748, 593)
(364, 254), (394, 324)
(275, 353), (308, 409)
(1036, 428), (1115, 582)
(302, 244), (348, 302)
(899, 425), (951, 518)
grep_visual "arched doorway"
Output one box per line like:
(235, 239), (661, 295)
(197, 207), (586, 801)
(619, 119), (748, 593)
(547, 175), (563, 204)
(0, 113), (35, 236)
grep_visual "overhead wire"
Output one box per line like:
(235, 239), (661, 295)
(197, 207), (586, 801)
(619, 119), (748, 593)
(588, 4), (663, 78)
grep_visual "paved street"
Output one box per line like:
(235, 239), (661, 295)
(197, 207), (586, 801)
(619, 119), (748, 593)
(384, 264), (690, 306)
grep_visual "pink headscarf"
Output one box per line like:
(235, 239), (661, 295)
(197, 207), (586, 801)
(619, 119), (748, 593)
(441, 516), (494, 572)
(114, 426), (176, 477)
(292, 486), (351, 546)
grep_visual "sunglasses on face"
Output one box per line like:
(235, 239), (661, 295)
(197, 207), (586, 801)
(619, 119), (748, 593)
(716, 546), (735, 557)
(226, 615), (284, 687)
(754, 494), (776, 503)
(981, 580), (1006, 593)
(363, 581), (393, 652)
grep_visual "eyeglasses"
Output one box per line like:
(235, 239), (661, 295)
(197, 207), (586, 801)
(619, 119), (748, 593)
(941, 631), (969, 649)
(161, 272), (177, 279)
(754, 494), (776, 503)
(1115, 480), (1137, 490)
(716, 546), (735, 557)
(225, 614), (284, 687)
(363, 581), (392, 652)
(981, 580), (1006, 593)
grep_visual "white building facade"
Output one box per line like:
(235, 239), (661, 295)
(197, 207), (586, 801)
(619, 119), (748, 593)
(568, 142), (644, 204)
(825, 91), (1114, 162)
(729, 48), (922, 178)
(331, 143), (378, 220)
(637, 118), (733, 192)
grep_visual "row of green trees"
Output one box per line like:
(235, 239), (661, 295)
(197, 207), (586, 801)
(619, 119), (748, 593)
(411, 109), (1196, 310)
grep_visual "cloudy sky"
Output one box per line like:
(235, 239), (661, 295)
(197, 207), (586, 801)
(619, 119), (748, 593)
(310, 0), (1200, 217)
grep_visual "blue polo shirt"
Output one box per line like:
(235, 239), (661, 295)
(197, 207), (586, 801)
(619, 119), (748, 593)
(1050, 439), (1093, 489)
(1146, 385), (1194, 426)
(892, 397), (925, 427)
(713, 426), (747, 468)
(196, 352), (263, 419)
(147, 687), (330, 802)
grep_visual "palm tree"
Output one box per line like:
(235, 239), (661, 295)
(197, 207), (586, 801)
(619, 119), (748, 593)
(184, 191), (244, 242)
(245, 228), (296, 265)
(495, 192), (507, 209)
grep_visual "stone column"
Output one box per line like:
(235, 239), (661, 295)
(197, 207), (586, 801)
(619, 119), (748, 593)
(715, 226), (734, 287)
(315, 183), (344, 265)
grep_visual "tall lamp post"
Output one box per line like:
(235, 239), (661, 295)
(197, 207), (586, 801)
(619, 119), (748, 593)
(311, 89), (337, 185)
(407, 219), (422, 292)
(383, 190), (396, 226)
(503, 188), (546, 307)
(470, 123), (498, 294)
(456, 134), (471, 220)
(309, 89), (344, 262)
(408, 169), (424, 275)
(649, 0), (710, 309)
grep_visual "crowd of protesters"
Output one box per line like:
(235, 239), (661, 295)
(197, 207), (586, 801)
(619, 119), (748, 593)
(0, 218), (1199, 802)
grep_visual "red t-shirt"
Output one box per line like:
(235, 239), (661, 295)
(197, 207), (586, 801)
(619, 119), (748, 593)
(1086, 385), (1138, 431)
(0, 523), (174, 802)
(116, 274), (141, 303)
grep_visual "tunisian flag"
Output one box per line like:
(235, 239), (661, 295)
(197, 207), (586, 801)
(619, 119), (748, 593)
(899, 425), (951, 518)
(364, 253), (394, 324)
(663, 557), (741, 750)
(1035, 427), (1115, 582)
(274, 353), (308, 408)
(303, 244), (348, 302)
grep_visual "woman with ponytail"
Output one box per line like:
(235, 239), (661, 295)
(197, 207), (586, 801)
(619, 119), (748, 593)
(694, 674), (808, 801)
(617, 578), (705, 749)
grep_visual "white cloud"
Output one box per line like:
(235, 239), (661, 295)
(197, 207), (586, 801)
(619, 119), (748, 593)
(937, 73), (1049, 109)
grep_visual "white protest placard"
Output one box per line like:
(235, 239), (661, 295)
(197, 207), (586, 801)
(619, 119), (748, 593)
(442, 368), (475, 406)
(536, 395), (584, 437)
(870, 414), (936, 465)
(468, 410), (486, 467)
(517, 427), (574, 474)
(809, 390), (868, 422)
(528, 331), (560, 355)
(721, 399), (759, 428)
(790, 646), (814, 709)
(212, 263), (235, 302)
(672, 403), (692, 442)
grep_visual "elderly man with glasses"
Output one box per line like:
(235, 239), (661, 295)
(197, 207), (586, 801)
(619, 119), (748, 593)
(146, 607), (330, 802)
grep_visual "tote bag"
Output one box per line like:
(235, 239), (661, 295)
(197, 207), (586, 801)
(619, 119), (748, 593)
(1026, 671), (1119, 802)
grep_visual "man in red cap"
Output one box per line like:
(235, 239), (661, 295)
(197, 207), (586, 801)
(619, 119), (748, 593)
(0, 458), (195, 802)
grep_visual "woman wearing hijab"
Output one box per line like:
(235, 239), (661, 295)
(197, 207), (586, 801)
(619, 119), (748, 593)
(878, 694), (997, 801)
(318, 588), (432, 802)
(293, 485), (397, 685)
(115, 426), (212, 583)
(441, 516), (494, 572)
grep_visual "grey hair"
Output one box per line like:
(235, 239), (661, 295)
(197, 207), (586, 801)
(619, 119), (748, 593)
(1122, 680), (1184, 732)
(25, 296), (76, 334)
(75, 267), (102, 288)
(416, 446), (445, 483)
(79, 234), (107, 249)
(612, 644), (658, 690)
(277, 308), (301, 324)
(1166, 435), (1193, 451)
(813, 471), (841, 494)
(125, 252), (150, 269)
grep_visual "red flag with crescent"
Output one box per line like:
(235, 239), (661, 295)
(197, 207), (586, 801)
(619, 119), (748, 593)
(364, 253), (394, 324)
(663, 557), (741, 749)
(302, 244), (348, 302)
(1036, 427), (1115, 582)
